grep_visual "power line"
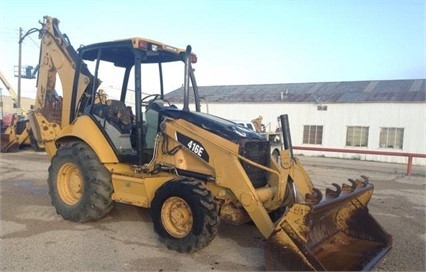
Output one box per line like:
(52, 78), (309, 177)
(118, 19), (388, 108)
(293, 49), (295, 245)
(23, 34), (40, 48)
(0, 33), (18, 40)
(0, 28), (18, 41)
(0, 29), (16, 35)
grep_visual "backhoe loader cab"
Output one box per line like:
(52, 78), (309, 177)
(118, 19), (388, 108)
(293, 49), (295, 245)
(72, 38), (200, 165)
(70, 38), (265, 168)
(30, 16), (391, 271)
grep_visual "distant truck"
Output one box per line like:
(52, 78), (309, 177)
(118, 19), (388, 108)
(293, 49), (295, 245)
(233, 120), (256, 131)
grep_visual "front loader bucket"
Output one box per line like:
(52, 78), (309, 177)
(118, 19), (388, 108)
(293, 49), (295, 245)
(264, 180), (392, 271)
(1, 133), (20, 153)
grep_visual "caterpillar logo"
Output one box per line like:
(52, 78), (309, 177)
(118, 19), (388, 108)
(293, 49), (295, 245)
(176, 132), (209, 162)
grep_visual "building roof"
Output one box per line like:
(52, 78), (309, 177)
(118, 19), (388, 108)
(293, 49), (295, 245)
(165, 79), (426, 103)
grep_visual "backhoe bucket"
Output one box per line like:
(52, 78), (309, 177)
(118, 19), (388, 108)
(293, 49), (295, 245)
(1, 133), (20, 153)
(264, 180), (392, 271)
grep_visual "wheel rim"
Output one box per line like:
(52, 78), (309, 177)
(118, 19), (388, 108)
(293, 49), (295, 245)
(57, 163), (83, 205)
(161, 196), (193, 238)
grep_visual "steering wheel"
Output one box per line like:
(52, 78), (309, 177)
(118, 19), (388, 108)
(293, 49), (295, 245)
(141, 94), (162, 110)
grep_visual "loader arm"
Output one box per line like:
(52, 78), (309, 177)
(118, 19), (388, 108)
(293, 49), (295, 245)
(150, 110), (392, 271)
(0, 70), (19, 109)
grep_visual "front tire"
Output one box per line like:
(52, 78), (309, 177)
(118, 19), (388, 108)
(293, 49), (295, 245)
(48, 141), (113, 222)
(151, 178), (220, 252)
(269, 178), (296, 222)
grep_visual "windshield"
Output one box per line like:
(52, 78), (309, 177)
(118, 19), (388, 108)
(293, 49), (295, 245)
(83, 59), (183, 111)
(75, 40), (199, 121)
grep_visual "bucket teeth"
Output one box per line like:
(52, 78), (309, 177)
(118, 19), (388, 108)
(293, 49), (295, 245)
(354, 178), (366, 188)
(348, 176), (369, 189)
(354, 175), (370, 188)
(342, 179), (357, 193)
(305, 188), (323, 204)
(306, 175), (370, 204)
(325, 183), (341, 199)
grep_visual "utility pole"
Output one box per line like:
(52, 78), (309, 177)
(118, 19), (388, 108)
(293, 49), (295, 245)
(17, 27), (23, 111)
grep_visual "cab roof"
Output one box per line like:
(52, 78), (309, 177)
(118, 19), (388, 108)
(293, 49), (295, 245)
(78, 37), (196, 67)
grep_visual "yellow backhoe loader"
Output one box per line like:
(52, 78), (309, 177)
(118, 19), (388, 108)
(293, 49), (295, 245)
(28, 16), (391, 270)
(0, 70), (43, 152)
(1, 114), (31, 152)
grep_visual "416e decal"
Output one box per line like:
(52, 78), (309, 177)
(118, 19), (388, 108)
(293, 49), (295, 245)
(176, 132), (209, 162)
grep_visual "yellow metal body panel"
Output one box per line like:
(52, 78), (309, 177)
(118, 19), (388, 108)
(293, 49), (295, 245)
(109, 168), (177, 207)
(151, 118), (284, 237)
(279, 150), (315, 201)
(28, 111), (61, 158)
(58, 115), (118, 163)
(157, 118), (322, 238)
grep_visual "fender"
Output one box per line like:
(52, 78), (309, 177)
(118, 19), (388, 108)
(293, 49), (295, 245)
(58, 115), (118, 163)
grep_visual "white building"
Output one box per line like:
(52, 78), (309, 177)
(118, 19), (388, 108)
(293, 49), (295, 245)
(0, 95), (34, 118)
(166, 79), (426, 166)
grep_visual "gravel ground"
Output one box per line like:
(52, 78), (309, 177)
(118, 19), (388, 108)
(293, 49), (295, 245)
(0, 149), (425, 271)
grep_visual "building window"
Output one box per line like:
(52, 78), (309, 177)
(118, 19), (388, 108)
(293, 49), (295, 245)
(303, 125), (323, 144)
(317, 105), (328, 111)
(380, 128), (404, 149)
(346, 126), (369, 147)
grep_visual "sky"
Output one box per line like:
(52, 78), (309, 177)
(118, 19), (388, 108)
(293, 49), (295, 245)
(0, 0), (425, 99)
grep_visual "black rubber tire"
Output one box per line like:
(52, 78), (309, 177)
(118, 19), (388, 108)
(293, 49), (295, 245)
(29, 131), (44, 152)
(48, 141), (113, 222)
(271, 149), (280, 164)
(151, 178), (220, 253)
(269, 179), (296, 222)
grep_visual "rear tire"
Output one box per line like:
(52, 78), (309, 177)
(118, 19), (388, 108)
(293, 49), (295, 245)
(151, 178), (220, 252)
(29, 131), (44, 152)
(48, 141), (113, 222)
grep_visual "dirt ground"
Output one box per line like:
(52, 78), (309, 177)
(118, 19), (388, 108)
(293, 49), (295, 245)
(0, 149), (425, 271)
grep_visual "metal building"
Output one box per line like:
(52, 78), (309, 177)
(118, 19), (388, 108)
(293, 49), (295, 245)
(166, 79), (426, 165)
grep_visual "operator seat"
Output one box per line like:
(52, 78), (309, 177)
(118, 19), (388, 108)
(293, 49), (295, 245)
(144, 100), (164, 149)
(92, 99), (132, 134)
(106, 100), (132, 134)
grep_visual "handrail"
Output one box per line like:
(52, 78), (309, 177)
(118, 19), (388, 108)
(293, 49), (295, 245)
(293, 146), (426, 176)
